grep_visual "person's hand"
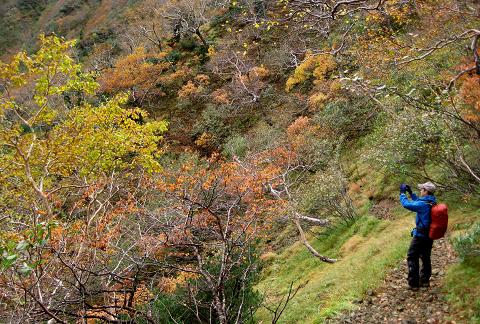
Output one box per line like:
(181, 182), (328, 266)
(405, 184), (413, 195)
(400, 183), (407, 194)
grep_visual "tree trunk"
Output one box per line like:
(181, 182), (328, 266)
(214, 294), (228, 324)
(195, 28), (208, 47)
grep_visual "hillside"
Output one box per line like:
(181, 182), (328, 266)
(0, 0), (479, 323)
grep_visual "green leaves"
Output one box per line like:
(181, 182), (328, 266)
(0, 221), (54, 274)
(0, 34), (169, 210)
(0, 34), (97, 124)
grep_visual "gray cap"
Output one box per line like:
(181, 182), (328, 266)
(418, 181), (436, 193)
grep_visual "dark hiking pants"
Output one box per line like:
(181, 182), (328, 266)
(407, 236), (433, 287)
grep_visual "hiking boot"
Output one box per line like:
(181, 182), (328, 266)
(419, 282), (430, 288)
(407, 286), (419, 291)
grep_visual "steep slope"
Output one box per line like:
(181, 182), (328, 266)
(0, 1), (479, 322)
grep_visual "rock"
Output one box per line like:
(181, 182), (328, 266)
(401, 319), (417, 324)
(430, 287), (441, 295)
(367, 289), (375, 296)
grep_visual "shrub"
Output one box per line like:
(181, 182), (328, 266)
(150, 249), (262, 323)
(285, 53), (336, 92)
(247, 121), (283, 152)
(314, 97), (378, 139)
(223, 134), (248, 158)
(17, 0), (48, 14)
(59, 3), (80, 16)
(362, 107), (454, 176)
(453, 221), (480, 261)
(192, 105), (231, 146)
(297, 163), (357, 224)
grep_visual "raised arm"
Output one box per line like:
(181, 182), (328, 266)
(400, 193), (424, 212)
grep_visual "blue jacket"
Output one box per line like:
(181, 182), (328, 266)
(399, 193), (436, 238)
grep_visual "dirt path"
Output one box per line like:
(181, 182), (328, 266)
(333, 238), (458, 323)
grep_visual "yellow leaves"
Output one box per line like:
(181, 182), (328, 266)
(249, 65), (270, 79)
(285, 53), (336, 92)
(329, 79), (342, 93)
(0, 99), (14, 117)
(159, 271), (199, 294)
(308, 92), (328, 110)
(30, 90), (165, 180)
(0, 51), (30, 87)
(195, 132), (215, 148)
(206, 46), (216, 60)
(0, 33), (97, 128)
(312, 55), (336, 84)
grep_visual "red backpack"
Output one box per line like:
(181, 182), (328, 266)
(429, 203), (448, 240)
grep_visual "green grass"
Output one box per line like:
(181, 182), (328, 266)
(255, 212), (414, 323)
(444, 257), (480, 323)
(443, 201), (480, 323)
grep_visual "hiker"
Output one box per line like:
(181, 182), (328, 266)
(399, 182), (437, 290)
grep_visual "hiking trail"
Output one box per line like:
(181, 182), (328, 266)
(333, 238), (459, 323)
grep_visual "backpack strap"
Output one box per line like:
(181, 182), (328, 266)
(417, 201), (435, 230)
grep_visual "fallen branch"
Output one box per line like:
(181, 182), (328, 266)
(293, 216), (337, 263)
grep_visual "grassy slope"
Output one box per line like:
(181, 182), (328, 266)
(444, 202), (480, 323)
(255, 199), (480, 323)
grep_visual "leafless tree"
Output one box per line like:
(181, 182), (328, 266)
(263, 280), (308, 324)
(160, 0), (227, 47)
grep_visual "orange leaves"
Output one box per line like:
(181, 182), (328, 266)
(159, 271), (199, 293)
(178, 80), (200, 98)
(194, 74), (210, 85)
(287, 116), (310, 139)
(286, 116), (322, 154)
(132, 284), (154, 306)
(178, 74), (211, 99)
(249, 66), (270, 79)
(100, 47), (169, 94)
(459, 73), (480, 122)
(99, 47), (192, 101)
(212, 88), (231, 104)
(154, 152), (279, 248)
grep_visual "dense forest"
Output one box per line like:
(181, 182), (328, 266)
(0, 0), (479, 323)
